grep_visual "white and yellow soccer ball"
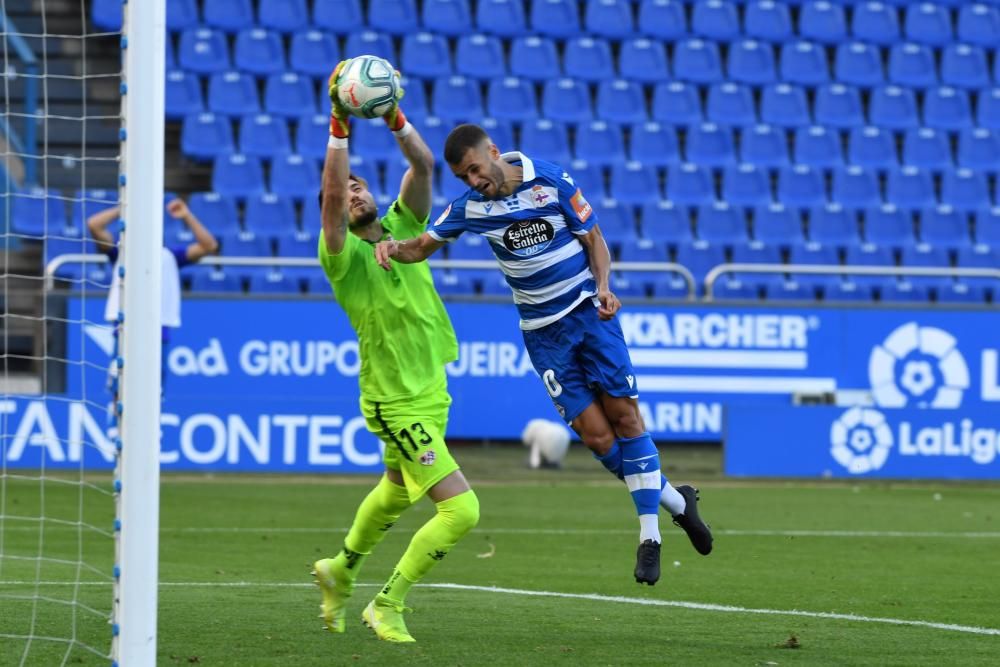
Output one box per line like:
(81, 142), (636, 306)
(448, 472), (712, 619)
(522, 419), (571, 469)
(335, 55), (401, 119)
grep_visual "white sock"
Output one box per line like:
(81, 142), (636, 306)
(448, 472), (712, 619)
(660, 483), (687, 516)
(639, 513), (661, 544)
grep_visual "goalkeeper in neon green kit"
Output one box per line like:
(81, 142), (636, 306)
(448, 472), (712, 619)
(311, 60), (479, 643)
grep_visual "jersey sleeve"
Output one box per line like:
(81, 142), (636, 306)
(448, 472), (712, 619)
(169, 244), (193, 269)
(381, 197), (427, 238)
(554, 169), (598, 235)
(318, 228), (366, 284)
(425, 201), (466, 243)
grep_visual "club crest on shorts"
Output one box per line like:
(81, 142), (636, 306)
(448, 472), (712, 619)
(419, 449), (436, 466)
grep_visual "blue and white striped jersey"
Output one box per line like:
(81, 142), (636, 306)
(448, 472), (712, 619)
(428, 152), (600, 330)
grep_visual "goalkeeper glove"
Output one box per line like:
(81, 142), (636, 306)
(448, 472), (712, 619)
(382, 72), (409, 133)
(327, 59), (352, 140)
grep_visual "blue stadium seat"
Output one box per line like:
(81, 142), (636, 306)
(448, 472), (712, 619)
(222, 233), (273, 259)
(880, 280), (930, 303)
(666, 163), (715, 206)
(609, 273), (648, 298)
(975, 208), (1000, 246)
(779, 41), (829, 86)
(651, 82), (702, 125)
(271, 154), (322, 199)
(414, 116), (448, 159)
(594, 199), (637, 243)
(902, 128), (952, 171)
(510, 37), (560, 81)
(265, 73), (316, 118)
(234, 29), (286, 76)
(400, 32), (451, 79)
(190, 266), (243, 293)
(165, 70), (203, 119)
(923, 87), (973, 132)
(777, 165), (826, 208)
(706, 83), (756, 127)
(343, 30), (395, 61)
(941, 45), (990, 90)
(619, 38), (671, 84)
(727, 39), (778, 85)
(759, 84), (809, 127)
(824, 280), (873, 302)
(347, 157), (383, 197)
(165, 34), (176, 69)
(596, 80), (648, 125)
(396, 77), (428, 119)
(977, 88), (1000, 130)
(686, 123), (735, 167)
(958, 3), (1000, 47)
(957, 129), (1000, 172)
(629, 122), (679, 167)
(455, 34), (506, 80)
(832, 165), (881, 209)
(239, 114), (291, 158)
(448, 234), (494, 260)
(431, 76), (484, 121)
(189, 192), (240, 233)
(575, 122), (626, 166)
(314, 0), (364, 34)
(276, 230), (319, 257)
(764, 277), (814, 302)
(619, 237), (668, 263)
(638, 0), (687, 41)
(920, 205), (970, 247)
(585, 0), (634, 40)
(178, 29), (230, 74)
(869, 86), (919, 131)
(941, 168), (992, 212)
(789, 242), (841, 266)
(520, 120), (571, 165)
(639, 200), (691, 244)
(369, 0), (419, 35)
(249, 269), (300, 294)
(864, 204), (914, 246)
(289, 31), (340, 79)
(530, 0), (580, 39)
(714, 277), (758, 301)
(741, 124), (789, 168)
(958, 243), (998, 270)
(167, 0), (200, 32)
(486, 77), (537, 122)
(564, 38), (616, 83)
(799, 1), (847, 44)
(852, 1), (900, 45)
(244, 193), (296, 235)
(430, 269), (469, 296)
(886, 166), (936, 211)
(937, 281), (988, 304)
(476, 0), (527, 38)
(542, 79), (593, 124)
(181, 113), (235, 161)
(567, 159), (605, 199)
(69, 188), (118, 232)
(481, 117), (515, 152)
(848, 126), (897, 170)
(900, 244), (952, 285)
(383, 159), (411, 196)
(691, 0), (740, 41)
(697, 202), (748, 243)
(212, 154), (265, 199)
(203, 0), (253, 32)
(721, 163), (771, 207)
(794, 126), (843, 169)
(673, 39), (723, 84)
(835, 42), (883, 87)
(424, 0), (473, 36)
(843, 244), (896, 278)
(675, 241), (727, 284)
(9, 188), (67, 237)
(300, 192), (320, 228)
(753, 203), (804, 245)
(295, 114), (329, 159)
(744, 1), (792, 43)
(814, 84), (864, 129)
(732, 241), (782, 267)
(887, 43), (937, 89)
(259, 0), (309, 32)
(610, 162), (662, 205)
(208, 72), (259, 117)
(904, 2), (952, 46)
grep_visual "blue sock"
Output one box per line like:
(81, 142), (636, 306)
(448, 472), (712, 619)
(618, 433), (662, 520)
(593, 442), (623, 480)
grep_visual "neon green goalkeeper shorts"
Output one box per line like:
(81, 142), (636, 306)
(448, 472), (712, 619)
(360, 380), (459, 503)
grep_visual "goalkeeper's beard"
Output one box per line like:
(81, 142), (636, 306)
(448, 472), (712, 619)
(348, 206), (378, 229)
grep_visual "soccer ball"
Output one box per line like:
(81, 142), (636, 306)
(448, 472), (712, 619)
(335, 55), (400, 119)
(522, 419), (571, 469)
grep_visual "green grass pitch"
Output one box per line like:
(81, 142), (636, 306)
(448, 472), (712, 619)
(2, 445), (999, 666)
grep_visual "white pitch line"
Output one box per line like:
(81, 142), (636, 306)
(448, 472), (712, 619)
(2, 580), (998, 638)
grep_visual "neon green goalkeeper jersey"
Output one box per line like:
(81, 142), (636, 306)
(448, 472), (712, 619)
(318, 197), (458, 403)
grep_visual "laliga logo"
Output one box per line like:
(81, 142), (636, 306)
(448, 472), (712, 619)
(868, 322), (970, 409)
(830, 407), (893, 474)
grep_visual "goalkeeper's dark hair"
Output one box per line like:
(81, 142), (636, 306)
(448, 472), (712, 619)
(316, 173), (368, 208)
(444, 124), (490, 165)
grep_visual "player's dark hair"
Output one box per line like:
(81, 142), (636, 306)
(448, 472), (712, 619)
(316, 173), (368, 208)
(444, 124), (489, 165)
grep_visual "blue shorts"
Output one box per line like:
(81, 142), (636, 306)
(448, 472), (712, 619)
(522, 299), (638, 424)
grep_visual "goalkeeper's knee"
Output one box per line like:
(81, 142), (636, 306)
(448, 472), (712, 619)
(436, 489), (480, 539)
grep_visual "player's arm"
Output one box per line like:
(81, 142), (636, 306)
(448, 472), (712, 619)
(168, 199), (219, 262)
(86, 204), (119, 253)
(383, 88), (434, 222)
(577, 225), (620, 320)
(374, 232), (445, 270)
(321, 60), (353, 256)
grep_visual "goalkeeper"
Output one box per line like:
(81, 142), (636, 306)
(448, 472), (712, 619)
(311, 59), (479, 644)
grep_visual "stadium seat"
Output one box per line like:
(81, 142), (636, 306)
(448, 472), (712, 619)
(212, 155), (265, 199)
(779, 41), (829, 86)
(585, 0), (634, 40)
(673, 39), (723, 84)
(239, 114), (291, 158)
(864, 204), (914, 246)
(941, 45), (990, 90)
(691, 0), (740, 41)
(666, 163), (715, 206)
(957, 3), (1000, 46)
(455, 34), (506, 80)
(886, 166), (936, 211)
(880, 280), (930, 303)
(167, 0), (199, 31)
(203, 0), (253, 32)
(697, 202), (748, 243)
(887, 43), (937, 90)
(920, 205), (970, 247)
(753, 203), (804, 245)
(397, 77), (428, 119)
(259, 0), (309, 32)
(825, 280), (873, 302)
(721, 164), (771, 207)
(178, 28), (230, 74)
(343, 30), (395, 62)
(530, 0), (580, 39)
(937, 281), (988, 304)
(941, 168), (992, 212)
(904, 2), (952, 46)
(186, 193), (240, 237)
(588, 198), (633, 243)
(234, 29), (286, 76)
(608, 273), (648, 298)
(639, 200), (691, 244)
(264, 73), (316, 118)
(740, 124), (789, 168)
(814, 84), (864, 129)
(686, 123), (735, 167)
(520, 120), (571, 165)
(567, 159), (605, 199)
(799, 1), (847, 44)
(289, 31), (340, 79)
(629, 122), (680, 167)
(180, 113), (235, 162)
(759, 84), (809, 127)
(429, 269), (468, 296)
(852, 1), (900, 45)
(422, 0), (472, 36)
(789, 242), (841, 266)
(248, 269), (300, 294)
(714, 277), (758, 301)
(924, 87), (973, 132)
(295, 114), (330, 159)
(977, 88), (1000, 130)
(675, 241), (727, 284)
(638, 0), (687, 41)
(9, 188), (67, 237)
(482, 117), (515, 153)
(610, 162), (662, 206)
(902, 128), (952, 171)
(368, 0), (419, 34)
(618, 38), (671, 84)
(596, 80), (648, 125)
(832, 166), (881, 210)
(486, 77), (537, 122)
(448, 234), (494, 260)
(347, 157), (383, 197)
(190, 266), (243, 293)
(707, 83), (756, 127)
(764, 278), (814, 302)
(727, 39), (778, 86)
(68, 188), (119, 232)
(270, 154), (321, 199)
(869, 86), (919, 131)
(414, 116), (448, 159)
(510, 37), (560, 81)
(744, 1), (791, 43)
(794, 126), (843, 169)
(431, 76), (484, 121)
(575, 122), (625, 167)
(165, 70), (203, 119)
(244, 193), (296, 235)
(619, 237), (668, 263)
(975, 208), (1000, 246)
(476, 0), (527, 37)
(400, 33), (451, 79)
(957, 243), (998, 270)
(731, 241), (782, 268)
(843, 244), (896, 287)
(276, 230), (319, 257)
(777, 165), (826, 209)
(651, 82), (702, 126)
(957, 129), (1000, 172)
(563, 38), (614, 83)
(541, 79), (593, 124)
(900, 243), (952, 273)
(313, 0), (363, 33)
(848, 126), (897, 170)
(207, 72), (259, 117)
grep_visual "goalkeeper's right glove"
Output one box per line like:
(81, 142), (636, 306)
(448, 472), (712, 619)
(327, 59), (352, 140)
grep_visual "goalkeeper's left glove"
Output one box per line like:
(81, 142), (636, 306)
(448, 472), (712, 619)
(327, 59), (352, 140)
(382, 72), (409, 134)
